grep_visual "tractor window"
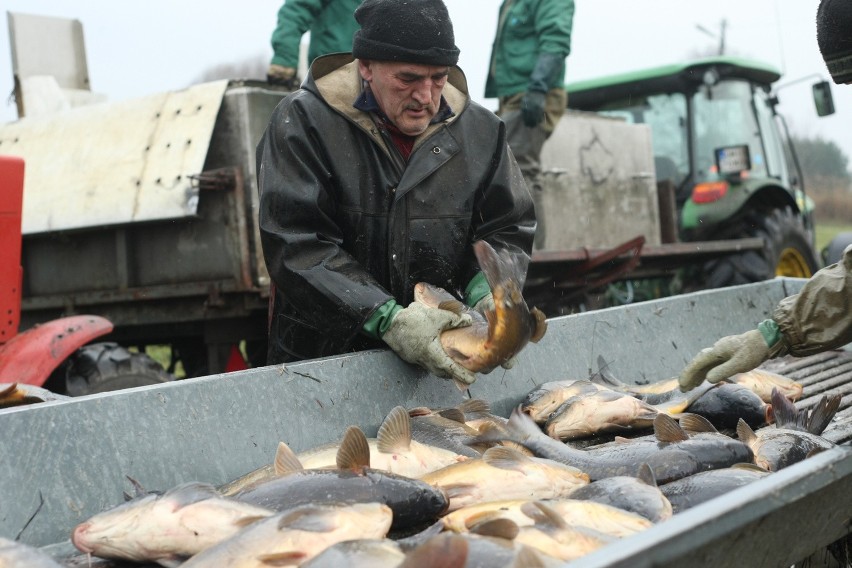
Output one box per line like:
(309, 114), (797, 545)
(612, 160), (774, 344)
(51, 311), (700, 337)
(754, 88), (790, 184)
(692, 80), (767, 182)
(598, 93), (689, 187)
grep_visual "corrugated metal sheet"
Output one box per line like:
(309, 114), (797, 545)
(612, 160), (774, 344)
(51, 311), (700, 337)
(0, 80), (228, 234)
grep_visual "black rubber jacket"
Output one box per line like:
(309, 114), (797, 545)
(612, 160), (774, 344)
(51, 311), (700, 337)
(257, 54), (536, 362)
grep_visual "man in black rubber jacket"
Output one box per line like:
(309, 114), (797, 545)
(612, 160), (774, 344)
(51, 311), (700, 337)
(257, 0), (536, 386)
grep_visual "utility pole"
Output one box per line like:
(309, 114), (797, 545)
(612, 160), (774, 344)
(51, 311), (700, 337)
(696, 19), (728, 55)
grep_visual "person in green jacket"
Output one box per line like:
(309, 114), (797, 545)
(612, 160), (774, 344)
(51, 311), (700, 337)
(267, 0), (361, 89)
(485, 0), (575, 248)
(679, 0), (852, 392)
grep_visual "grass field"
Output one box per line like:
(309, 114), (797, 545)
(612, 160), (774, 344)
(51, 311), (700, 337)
(816, 222), (852, 255)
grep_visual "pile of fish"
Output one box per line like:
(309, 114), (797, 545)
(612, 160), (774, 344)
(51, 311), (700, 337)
(2, 362), (843, 568)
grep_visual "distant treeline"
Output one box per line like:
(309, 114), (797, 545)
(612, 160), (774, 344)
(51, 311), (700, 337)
(791, 135), (852, 224)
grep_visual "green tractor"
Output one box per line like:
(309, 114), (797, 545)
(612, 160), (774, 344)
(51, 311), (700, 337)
(565, 56), (835, 289)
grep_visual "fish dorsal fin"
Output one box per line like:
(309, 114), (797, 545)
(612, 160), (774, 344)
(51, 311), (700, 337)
(278, 507), (338, 532)
(378, 406), (412, 454)
(163, 482), (220, 508)
(770, 387), (799, 429)
(0, 383), (16, 397)
(437, 299), (466, 315)
(513, 546), (547, 568)
(678, 413), (718, 434)
(501, 441), (534, 456)
(732, 463), (769, 473)
(408, 406), (433, 418)
(736, 418), (758, 445)
(258, 551), (307, 565)
(469, 518), (520, 540)
(482, 446), (531, 472)
(459, 398), (491, 415)
(125, 475), (148, 499)
(520, 501), (567, 529)
(636, 463), (658, 487)
(234, 514), (272, 528)
(398, 533), (469, 568)
(653, 414), (689, 442)
(437, 408), (467, 423)
(807, 393), (842, 435)
(529, 308), (548, 343)
(274, 442), (304, 476)
(336, 426), (371, 471)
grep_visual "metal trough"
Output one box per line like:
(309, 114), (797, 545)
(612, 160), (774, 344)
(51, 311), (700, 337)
(1, 278), (850, 566)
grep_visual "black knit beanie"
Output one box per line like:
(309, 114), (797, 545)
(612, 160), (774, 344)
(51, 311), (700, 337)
(817, 0), (852, 84)
(352, 0), (460, 66)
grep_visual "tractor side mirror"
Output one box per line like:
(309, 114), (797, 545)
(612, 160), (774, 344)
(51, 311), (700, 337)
(813, 80), (835, 117)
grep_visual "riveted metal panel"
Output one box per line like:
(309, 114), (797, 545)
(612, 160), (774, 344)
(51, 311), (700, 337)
(0, 80), (228, 234)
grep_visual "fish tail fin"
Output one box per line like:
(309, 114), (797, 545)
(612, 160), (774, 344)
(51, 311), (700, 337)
(770, 387), (800, 429)
(807, 393), (842, 435)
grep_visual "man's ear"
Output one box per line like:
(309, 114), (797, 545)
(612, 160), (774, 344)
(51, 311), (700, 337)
(358, 59), (373, 82)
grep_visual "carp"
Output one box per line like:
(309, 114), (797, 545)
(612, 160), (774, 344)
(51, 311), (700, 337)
(660, 464), (770, 513)
(229, 426), (448, 530)
(565, 464), (673, 523)
(420, 446), (589, 513)
(413, 240), (547, 374)
(180, 502), (392, 568)
(480, 406), (752, 484)
(737, 388), (840, 472)
(401, 531), (562, 568)
(442, 498), (652, 538)
(301, 539), (405, 568)
(219, 406), (469, 495)
(685, 382), (773, 429)
(510, 502), (614, 562)
(521, 379), (606, 424)
(728, 368), (803, 402)
(70, 481), (273, 564)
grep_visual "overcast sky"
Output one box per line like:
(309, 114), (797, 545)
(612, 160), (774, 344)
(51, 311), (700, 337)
(1, 0), (849, 171)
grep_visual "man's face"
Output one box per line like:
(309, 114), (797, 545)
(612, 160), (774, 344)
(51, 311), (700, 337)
(358, 60), (449, 136)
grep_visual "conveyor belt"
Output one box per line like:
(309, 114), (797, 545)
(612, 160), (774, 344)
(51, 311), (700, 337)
(761, 350), (852, 445)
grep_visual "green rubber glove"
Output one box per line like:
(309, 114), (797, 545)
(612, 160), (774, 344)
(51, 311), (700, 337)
(679, 326), (774, 391)
(382, 302), (477, 386)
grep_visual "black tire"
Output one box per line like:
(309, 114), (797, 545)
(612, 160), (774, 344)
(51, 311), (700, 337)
(64, 342), (174, 396)
(685, 206), (820, 290)
(823, 232), (852, 266)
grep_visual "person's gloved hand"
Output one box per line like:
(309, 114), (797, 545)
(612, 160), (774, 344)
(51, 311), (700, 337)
(267, 64), (300, 90)
(382, 302), (477, 386)
(679, 329), (771, 391)
(473, 293), (517, 370)
(521, 91), (546, 128)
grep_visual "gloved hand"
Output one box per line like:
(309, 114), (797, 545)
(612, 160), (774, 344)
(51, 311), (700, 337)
(267, 64), (300, 90)
(521, 91), (546, 128)
(382, 302), (477, 386)
(679, 329), (771, 391)
(473, 293), (516, 370)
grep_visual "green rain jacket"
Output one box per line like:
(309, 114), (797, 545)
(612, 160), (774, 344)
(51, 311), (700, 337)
(485, 0), (575, 98)
(771, 244), (852, 357)
(270, 0), (361, 68)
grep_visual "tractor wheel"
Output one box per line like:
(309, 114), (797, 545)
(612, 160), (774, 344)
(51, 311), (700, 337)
(63, 342), (174, 396)
(685, 206), (819, 290)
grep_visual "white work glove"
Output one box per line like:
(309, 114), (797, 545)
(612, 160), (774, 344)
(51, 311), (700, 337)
(679, 329), (771, 391)
(267, 64), (300, 89)
(383, 302), (477, 386)
(472, 293), (516, 370)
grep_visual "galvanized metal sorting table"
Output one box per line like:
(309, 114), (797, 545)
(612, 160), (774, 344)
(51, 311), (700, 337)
(1, 278), (850, 567)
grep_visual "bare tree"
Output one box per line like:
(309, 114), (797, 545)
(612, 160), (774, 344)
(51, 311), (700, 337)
(190, 54), (269, 85)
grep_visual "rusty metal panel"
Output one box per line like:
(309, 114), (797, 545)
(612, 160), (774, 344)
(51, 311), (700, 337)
(0, 278), (833, 557)
(0, 80), (229, 234)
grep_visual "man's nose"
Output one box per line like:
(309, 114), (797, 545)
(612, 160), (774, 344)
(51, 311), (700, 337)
(411, 82), (432, 104)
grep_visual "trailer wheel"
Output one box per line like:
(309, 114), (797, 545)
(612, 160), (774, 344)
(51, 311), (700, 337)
(63, 342), (174, 396)
(686, 206), (819, 290)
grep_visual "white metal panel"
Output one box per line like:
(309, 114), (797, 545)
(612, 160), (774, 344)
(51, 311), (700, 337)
(7, 12), (90, 91)
(0, 80), (229, 234)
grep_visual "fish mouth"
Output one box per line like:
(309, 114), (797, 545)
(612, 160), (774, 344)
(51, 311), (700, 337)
(71, 523), (94, 554)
